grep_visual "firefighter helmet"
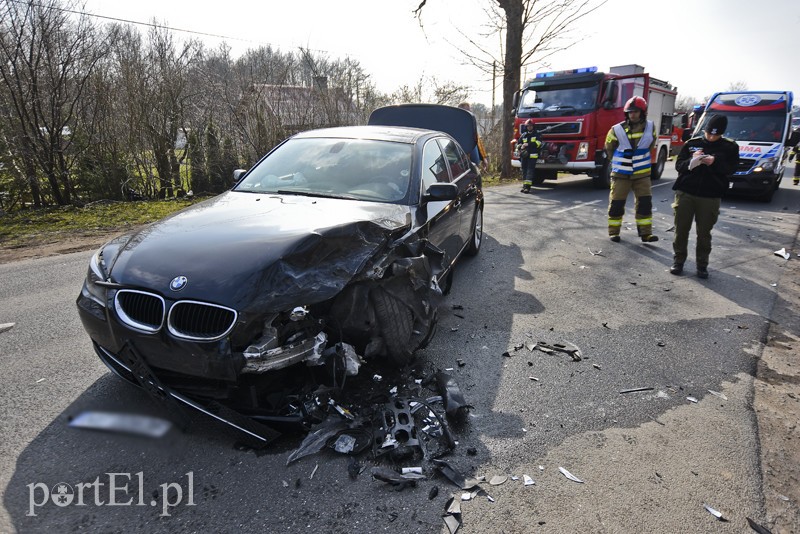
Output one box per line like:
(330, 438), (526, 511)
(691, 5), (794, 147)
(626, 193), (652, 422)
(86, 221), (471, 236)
(523, 119), (534, 127)
(624, 96), (648, 114)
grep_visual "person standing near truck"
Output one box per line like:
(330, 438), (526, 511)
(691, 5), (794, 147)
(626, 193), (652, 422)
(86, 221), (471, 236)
(605, 96), (659, 242)
(670, 114), (739, 279)
(518, 119), (542, 193)
(458, 102), (489, 170)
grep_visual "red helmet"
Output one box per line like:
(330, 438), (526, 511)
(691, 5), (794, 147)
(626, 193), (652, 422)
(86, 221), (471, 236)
(624, 96), (648, 114)
(524, 119), (534, 127)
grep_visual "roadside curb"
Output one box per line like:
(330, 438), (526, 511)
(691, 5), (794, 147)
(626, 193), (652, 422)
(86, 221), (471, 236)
(756, 224), (800, 533)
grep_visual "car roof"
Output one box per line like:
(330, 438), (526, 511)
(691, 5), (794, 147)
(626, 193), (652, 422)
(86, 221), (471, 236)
(292, 125), (437, 144)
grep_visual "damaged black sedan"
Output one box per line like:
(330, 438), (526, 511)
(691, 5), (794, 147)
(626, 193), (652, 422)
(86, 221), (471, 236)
(76, 111), (483, 426)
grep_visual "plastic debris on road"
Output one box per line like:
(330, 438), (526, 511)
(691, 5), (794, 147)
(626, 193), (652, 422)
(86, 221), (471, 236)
(523, 475), (535, 486)
(443, 495), (463, 534)
(746, 517), (772, 533)
(774, 248), (791, 260)
(370, 466), (425, 490)
(435, 372), (472, 418)
(687, 396), (698, 403)
(0, 322), (15, 334)
(703, 504), (726, 521)
(489, 475), (507, 486)
(432, 459), (482, 490)
(559, 466), (584, 483)
(707, 390), (728, 401)
(620, 387), (654, 394)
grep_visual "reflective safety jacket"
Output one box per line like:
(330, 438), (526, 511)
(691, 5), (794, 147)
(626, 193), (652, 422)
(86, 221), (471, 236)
(518, 131), (542, 159)
(606, 120), (656, 177)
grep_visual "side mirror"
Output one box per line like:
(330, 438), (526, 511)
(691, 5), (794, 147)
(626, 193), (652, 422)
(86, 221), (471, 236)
(423, 182), (458, 202)
(602, 100), (614, 110)
(232, 169), (248, 184)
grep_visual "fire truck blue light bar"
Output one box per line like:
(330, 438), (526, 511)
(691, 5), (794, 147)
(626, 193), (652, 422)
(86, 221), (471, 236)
(535, 66), (598, 78)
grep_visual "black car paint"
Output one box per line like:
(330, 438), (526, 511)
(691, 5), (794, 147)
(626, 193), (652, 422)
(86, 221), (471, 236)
(77, 123), (483, 404)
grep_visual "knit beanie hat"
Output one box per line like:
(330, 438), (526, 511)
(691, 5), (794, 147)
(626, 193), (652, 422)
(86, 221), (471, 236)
(706, 115), (727, 135)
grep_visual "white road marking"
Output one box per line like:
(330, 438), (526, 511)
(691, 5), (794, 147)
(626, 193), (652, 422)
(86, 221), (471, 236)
(554, 199), (602, 213)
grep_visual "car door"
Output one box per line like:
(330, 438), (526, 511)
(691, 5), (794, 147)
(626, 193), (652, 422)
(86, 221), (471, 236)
(419, 137), (463, 267)
(438, 137), (479, 250)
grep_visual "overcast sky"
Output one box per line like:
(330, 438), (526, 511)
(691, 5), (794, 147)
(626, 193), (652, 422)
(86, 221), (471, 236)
(80, 0), (799, 106)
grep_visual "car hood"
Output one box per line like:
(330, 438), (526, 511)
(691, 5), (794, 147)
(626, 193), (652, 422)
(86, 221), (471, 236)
(104, 192), (412, 311)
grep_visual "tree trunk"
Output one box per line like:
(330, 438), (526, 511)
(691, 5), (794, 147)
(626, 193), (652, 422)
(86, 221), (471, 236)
(24, 156), (42, 208)
(498, 0), (524, 179)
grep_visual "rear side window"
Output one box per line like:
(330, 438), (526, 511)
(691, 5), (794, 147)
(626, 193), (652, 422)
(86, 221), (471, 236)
(439, 138), (470, 178)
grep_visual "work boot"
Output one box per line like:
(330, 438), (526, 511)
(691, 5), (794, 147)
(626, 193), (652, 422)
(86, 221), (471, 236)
(640, 234), (659, 243)
(697, 266), (709, 279)
(521, 186), (531, 193)
(609, 235), (621, 242)
(669, 263), (683, 275)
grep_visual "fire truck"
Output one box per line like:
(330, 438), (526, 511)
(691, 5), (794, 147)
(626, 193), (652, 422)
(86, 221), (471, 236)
(511, 64), (677, 188)
(670, 104), (703, 156)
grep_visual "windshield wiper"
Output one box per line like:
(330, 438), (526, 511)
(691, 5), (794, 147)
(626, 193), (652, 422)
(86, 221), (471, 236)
(275, 190), (357, 200)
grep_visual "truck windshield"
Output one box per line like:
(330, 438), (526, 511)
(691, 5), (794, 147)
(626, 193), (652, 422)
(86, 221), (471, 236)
(697, 112), (786, 143)
(518, 82), (599, 117)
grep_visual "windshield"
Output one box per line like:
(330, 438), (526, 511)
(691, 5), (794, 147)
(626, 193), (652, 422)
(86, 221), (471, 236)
(236, 138), (414, 203)
(518, 82), (599, 117)
(697, 112), (786, 143)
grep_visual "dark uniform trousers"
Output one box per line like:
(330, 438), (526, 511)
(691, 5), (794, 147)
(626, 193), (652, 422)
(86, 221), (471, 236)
(672, 190), (720, 268)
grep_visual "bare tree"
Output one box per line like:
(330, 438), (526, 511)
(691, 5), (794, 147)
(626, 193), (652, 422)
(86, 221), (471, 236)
(0, 0), (112, 205)
(113, 23), (200, 199)
(727, 80), (749, 92)
(390, 75), (470, 106)
(676, 95), (700, 114)
(415, 0), (605, 177)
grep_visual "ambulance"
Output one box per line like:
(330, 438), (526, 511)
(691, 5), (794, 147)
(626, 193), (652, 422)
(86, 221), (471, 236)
(690, 91), (794, 202)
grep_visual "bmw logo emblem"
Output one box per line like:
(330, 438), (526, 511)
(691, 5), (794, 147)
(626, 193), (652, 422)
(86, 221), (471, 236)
(170, 276), (188, 291)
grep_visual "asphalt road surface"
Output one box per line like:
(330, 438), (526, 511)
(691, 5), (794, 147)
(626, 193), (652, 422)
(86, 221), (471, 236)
(1, 165), (799, 533)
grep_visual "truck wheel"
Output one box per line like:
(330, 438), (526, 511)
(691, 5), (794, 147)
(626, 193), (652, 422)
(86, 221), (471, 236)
(652, 147), (667, 180)
(371, 286), (414, 366)
(593, 161), (611, 189)
(535, 169), (557, 184)
(759, 183), (776, 203)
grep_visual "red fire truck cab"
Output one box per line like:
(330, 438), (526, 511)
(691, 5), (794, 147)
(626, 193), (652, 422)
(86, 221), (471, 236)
(511, 65), (677, 188)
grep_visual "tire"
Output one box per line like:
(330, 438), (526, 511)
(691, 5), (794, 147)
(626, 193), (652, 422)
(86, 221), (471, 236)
(537, 169), (558, 183)
(465, 207), (483, 257)
(759, 183), (776, 203)
(593, 161), (611, 189)
(370, 287), (414, 366)
(438, 269), (453, 295)
(652, 147), (667, 180)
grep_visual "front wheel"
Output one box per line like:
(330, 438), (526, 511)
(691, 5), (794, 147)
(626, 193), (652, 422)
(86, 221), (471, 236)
(370, 287), (414, 366)
(593, 161), (611, 189)
(651, 147), (668, 180)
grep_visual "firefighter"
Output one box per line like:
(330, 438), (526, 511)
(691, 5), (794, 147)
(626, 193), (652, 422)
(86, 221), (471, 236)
(605, 96), (659, 242)
(791, 131), (800, 185)
(518, 119), (542, 193)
